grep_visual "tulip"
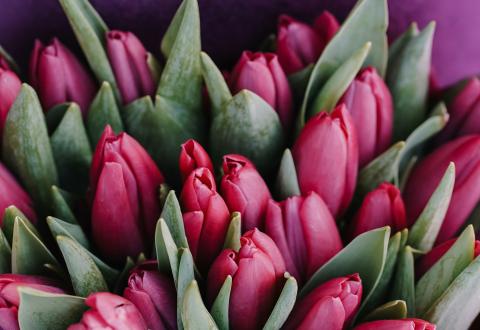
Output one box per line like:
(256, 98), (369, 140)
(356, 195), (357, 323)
(265, 192), (342, 284)
(207, 230), (285, 330)
(123, 261), (176, 330)
(228, 51), (293, 128)
(353, 319), (436, 330)
(29, 38), (96, 113)
(180, 167), (230, 271)
(403, 135), (480, 243)
(68, 292), (147, 330)
(221, 154), (272, 231)
(90, 126), (164, 264)
(348, 182), (407, 240)
(313, 11), (340, 50)
(339, 67), (394, 166)
(179, 139), (213, 182)
(284, 274), (362, 330)
(106, 30), (155, 105)
(293, 104), (359, 217)
(0, 60), (21, 137)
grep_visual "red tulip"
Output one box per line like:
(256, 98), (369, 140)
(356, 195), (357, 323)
(179, 139), (213, 182)
(229, 51), (293, 128)
(313, 11), (340, 50)
(29, 38), (96, 113)
(106, 30), (155, 105)
(293, 104), (359, 217)
(221, 154), (272, 232)
(0, 60), (21, 137)
(403, 135), (480, 243)
(180, 167), (230, 271)
(353, 319), (436, 330)
(68, 292), (147, 330)
(284, 274), (362, 330)
(265, 192), (342, 284)
(90, 126), (164, 263)
(339, 67), (393, 166)
(123, 261), (176, 330)
(348, 182), (407, 240)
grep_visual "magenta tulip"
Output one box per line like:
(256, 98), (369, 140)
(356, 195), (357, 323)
(29, 38), (96, 114)
(179, 139), (214, 182)
(0, 60), (21, 136)
(313, 11), (340, 50)
(68, 292), (147, 330)
(221, 154), (272, 232)
(180, 167), (230, 271)
(90, 126), (164, 264)
(123, 261), (176, 330)
(106, 30), (155, 105)
(348, 182), (407, 240)
(284, 274), (362, 330)
(403, 135), (480, 243)
(265, 192), (342, 284)
(229, 51), (293, 128)
(353, 319), (436, 330)
(293, 104), (359, 217)
(339, 67), (393, 167)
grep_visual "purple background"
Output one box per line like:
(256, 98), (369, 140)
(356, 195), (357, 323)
(0, 0), (477, 87)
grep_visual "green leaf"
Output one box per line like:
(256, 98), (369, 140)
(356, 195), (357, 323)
(85, 251), (120, 289)
(161, 190), (189, 249)
(2, 205), (37, 243)
(182, 280), (219, 330)
(389, 246), (415, 317)
(47, 217), (89, 249)
(211, 275), (232, 330)
(147, 52), (163, 84)
(223, 212), (241, 251)
(0, 229), (11, 273)
(274, 149), (301, 200)
(416, 225), (475, 316)
(177, 248), (196, 330)
(200, 52), (232, 117)
(288, 65), (313, 103)
(362, 300), (407, 322)
(408, 163), (455, 251)
(263, 274), (298, 330)
(310, 42), (371, 115)
(57, 235), (108, 297)
(114, 256), (135, 294)
(3, 84), (58, 216)
(210, 90), (284, 174)
(51, 186), (78, 224)
(18, 288), (87, 330)
(155, 218), (179, 283)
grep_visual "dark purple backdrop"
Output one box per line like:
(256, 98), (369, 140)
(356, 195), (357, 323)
(0, 0), (477, 87)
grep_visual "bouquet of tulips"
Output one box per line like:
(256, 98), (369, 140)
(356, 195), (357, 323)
(1, 0), (480, 329)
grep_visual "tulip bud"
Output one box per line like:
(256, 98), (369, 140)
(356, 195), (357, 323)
(348, 182), (407, 240)
(284, 274), (362, 330)
(229, 51), (293, 128)
(293, 104), (359, 217)
(353, 319), (436, 330)
(106, 30), (155, 105)
(221, 154), (272, 231)
(29, 38), (96, 113)
(265, 192), (342, 284)
(181, 167), (230, 271)
(179, 139), (214, 182)
(0, 61), (21, 137)
(123, 261), (176, 330)
(403, 135), (480, 243)
(68, 292), (147, 330)
(339, 67), (394, 166)
(313, 11), (340, 48)
(90, 126), (164, 263)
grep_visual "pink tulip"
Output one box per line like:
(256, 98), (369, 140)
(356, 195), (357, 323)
(353, 319), (436, 330)
(179, 139), (213, 182)
(313, 11), (340, 50)
(0, 60), (21, 136)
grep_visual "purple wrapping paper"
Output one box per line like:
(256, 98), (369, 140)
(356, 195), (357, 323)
(0, 0), (477, 87)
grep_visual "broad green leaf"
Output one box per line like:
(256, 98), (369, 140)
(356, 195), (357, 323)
(211, 275), (232, 330)
(85, 251), (120, 288)
(161, 190), (189, 249)
(47, 217), (89, 249)
(147, 52), (162, 84)
(288, 65), (313, 103)
(2, 205), (37, 243)
(274, 149), (301, 200)
(362, 300), (407, 322)
(45, 103), (70, 133)
(389, 246), (415, 317)
(51, 186), (78, 224)
(161, 0), (187, 57)
(182, 280), (218, 330)
(155, 218), (179, 283)
(200, 52), (232, 117)
(388, 23), (418, 62)
(263, 274), (298, 330)
(0, 229), (11, 273)
(114, 256), (135, 294)
(177, 248), (196, 330)
(224, 212), (241, 251)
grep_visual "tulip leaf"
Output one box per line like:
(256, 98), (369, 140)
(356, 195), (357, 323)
(210, 90), (284, 174)
(85, 251), (120, 288)
(87, 81), (124, 146)
(161, 190), (189, 249)
(389, 246), (415, 317)
(415, 225), (475, 316)
(274, 149), (301, 200)
(362, 300), (408, 322)
(18, 288), (87, 330)
(310, 42), (371, 115)
(182, 280), (219, 330)
(211, 275), (232, 330)
(0, 229), (11, 273)
(0, 44), (20, 74)
(114, 256), (135, 294)
(223, 212), (241, 252)
(51, 185), (78, 224)
(47, 217), (89, 249)
(161, 0), (186, 57)
(177, 248), (196, 330)
(263, 274), (298, 330)
(155, 218), (179, 283)
(288, 64), (313, 103)
(147, 52), (163, 84)
(2, 205), (37, 243)
(388, 22), (435, 140)
(57, 235), (108, 297)
(200, 52), (232, 118)
(3, 84), (58, 216)
(408, 163), (455, 251)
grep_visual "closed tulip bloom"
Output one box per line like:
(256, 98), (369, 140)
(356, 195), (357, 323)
(339, 67), (393, 166)
(123, 261), (176, 330)
(221, 154), (272, 231)
(265, 192), (342, 284)
(90, 126), (164, 264)
(179, 139), (213, 182)
(0, 61), (21, 136)
(284, 274), (362, 330)
(348, 182), (406, 240)
(229, 51), (293, 128)
(313, 11), (340, 49)
(353, 319), (436, 330)
(293, 104), (359, 217)
(68, 292), (147, 330)
(403, 135), (480, 243)
(180, 167), (230, 270)
(29, 38), (96, 113)
(106, 30), (155, 105)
